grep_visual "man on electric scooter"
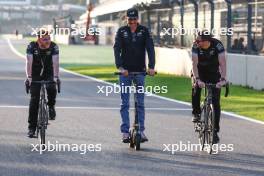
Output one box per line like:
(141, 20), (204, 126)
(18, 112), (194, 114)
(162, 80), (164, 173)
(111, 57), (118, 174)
(114, 8), (156, 143)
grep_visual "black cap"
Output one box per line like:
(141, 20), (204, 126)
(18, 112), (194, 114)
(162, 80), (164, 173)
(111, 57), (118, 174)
(197, 30), (213, 41)
(127, 8), (138, 19)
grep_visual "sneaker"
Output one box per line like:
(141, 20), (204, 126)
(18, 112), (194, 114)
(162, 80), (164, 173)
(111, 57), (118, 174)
(192, 114), (201, 122)
(49, 106), (56, 120)
(27, 129), (35, 138)
(122, 133), (130, 143)
(140, 132), (148, 143)
(213, 132), (220, 144)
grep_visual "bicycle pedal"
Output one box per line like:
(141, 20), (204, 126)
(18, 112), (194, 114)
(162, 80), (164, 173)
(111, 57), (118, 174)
(195, 127), (201, 132)
(194, 123), (202, 131)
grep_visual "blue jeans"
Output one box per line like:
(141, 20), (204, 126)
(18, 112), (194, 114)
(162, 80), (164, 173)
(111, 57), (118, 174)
(119, 74), (145, 133)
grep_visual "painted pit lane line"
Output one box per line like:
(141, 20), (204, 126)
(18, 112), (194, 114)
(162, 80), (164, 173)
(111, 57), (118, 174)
(0, 106), (192, 111)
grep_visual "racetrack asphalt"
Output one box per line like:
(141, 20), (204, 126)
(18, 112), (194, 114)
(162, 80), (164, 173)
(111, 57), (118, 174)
(0, 38), (263, 176)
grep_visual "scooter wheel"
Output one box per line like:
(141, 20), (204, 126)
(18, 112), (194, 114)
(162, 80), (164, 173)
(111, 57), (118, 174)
(129, 130), (134, 148)
(134, 133), (141, 151)
(129, 138), (134, 148)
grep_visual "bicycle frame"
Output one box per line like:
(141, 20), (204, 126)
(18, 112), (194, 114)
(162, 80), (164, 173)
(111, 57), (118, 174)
(195, 82), (229, 154)
(32, 80), (56, 145)
(201, 84), (215, 126)
(38, 82), (49, 129)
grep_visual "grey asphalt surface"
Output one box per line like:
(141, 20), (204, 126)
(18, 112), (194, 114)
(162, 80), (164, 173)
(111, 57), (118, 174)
(0, 38), (263, 176)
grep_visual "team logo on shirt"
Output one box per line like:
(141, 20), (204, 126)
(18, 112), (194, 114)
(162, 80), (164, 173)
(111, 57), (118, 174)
(123, 31), (128, 38)
(46, 51), (51, 55)
(216, 43), (224, 51)
(209, 49), (215, 56)
(33, 50), (38, 55)
(137, 32), (142, 37)
(54, 45), (59, 53)
(199, 49), (204, 55)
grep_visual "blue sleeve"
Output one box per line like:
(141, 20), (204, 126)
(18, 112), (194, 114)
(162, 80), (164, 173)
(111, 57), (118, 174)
(52, 43), (59, 55)
(113, 28), (123, 69)
(216, 42), (225, 54)
(145, 28), (155, 69)
(192, 43), (198, 54)
(26, 42), (34, 55)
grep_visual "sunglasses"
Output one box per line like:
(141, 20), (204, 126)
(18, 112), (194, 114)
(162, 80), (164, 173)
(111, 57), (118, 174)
(41, 37), (50, 42)
(196, 40), (208, 43)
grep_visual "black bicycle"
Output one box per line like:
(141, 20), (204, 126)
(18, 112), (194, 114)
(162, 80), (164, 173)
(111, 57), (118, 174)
(26, 80), (60, 145)
(194, 83), (229, 154)
(115, 71), (156, 150)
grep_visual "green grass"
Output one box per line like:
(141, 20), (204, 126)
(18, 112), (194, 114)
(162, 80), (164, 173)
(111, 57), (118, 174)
(12, 38), (264, 121)
(67, 65), (118, 83)
(59, 45), (113, 66)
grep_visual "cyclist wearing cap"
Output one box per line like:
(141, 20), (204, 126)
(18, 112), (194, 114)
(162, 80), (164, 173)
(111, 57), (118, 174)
(114, 8), (155, 143)
(191, 30), (227, 144)
(25, 30), (60, 138)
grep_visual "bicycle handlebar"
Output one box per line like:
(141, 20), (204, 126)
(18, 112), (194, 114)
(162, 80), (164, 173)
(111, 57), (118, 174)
(57, 80), (61, 93)
(31, 81), (55, 84)
(203, 83), (229, 97)
(224, 82), (230, 97)
(25, 80), (61, 94)
(25, 79), (30, 94)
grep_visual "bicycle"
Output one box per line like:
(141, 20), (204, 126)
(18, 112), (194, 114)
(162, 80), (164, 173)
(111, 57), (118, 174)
(26, 80), (60, 146)
(114, 71), (156, 151)
(194, 82), (229, 154)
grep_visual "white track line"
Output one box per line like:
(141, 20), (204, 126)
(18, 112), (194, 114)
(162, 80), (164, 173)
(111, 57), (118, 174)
(5, 37), (26, 59)
(5, 37), (264, 125)
(0, 105), (191, 111)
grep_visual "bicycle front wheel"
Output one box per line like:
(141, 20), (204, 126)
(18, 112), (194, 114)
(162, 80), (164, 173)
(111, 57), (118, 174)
(40, 126), (45, 145)
(198, 105), (206, 150)
(206, 104), (215, 154)
(38, 99), (47, 146)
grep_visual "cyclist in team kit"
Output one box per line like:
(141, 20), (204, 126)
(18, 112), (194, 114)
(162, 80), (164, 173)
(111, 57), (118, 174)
(114, 8), (156, 143)
(25, 30), (60, 138)
(191, 30), (227, 144)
